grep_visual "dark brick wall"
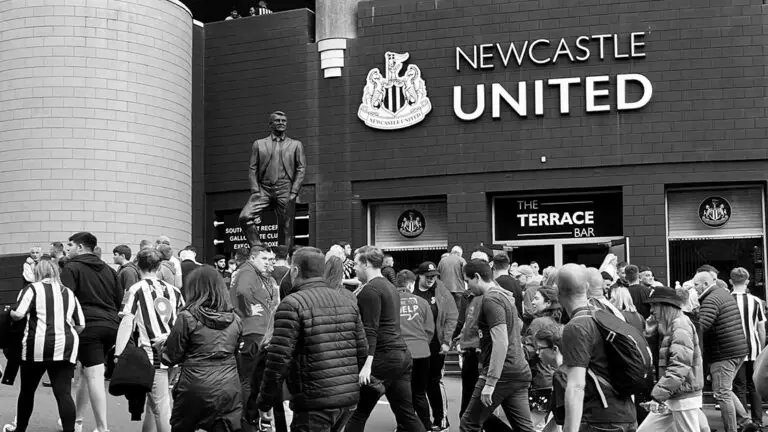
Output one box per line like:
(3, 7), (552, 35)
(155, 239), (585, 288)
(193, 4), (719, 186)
(199, 10), (319, 258)
(197, 0), (768, 280)
(203, 9), (318, 195)
(309, 0), (768, 266)
(192, 24), (206, 256)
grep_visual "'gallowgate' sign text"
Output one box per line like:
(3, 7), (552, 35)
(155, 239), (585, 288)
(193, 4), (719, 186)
(453, 32), (653, 120)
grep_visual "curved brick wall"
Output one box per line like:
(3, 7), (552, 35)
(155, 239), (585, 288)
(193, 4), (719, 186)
(0, 0), (193, 256)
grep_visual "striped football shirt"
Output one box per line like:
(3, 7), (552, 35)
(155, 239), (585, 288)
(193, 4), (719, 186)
(16, 280), (85, 364)
(121, 278), (184, 368)
(733, 291), (766, 361)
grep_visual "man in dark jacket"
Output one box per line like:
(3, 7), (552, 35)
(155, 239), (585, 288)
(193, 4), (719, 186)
(231, 246), (279, 432)
(694, 270), (752, 432)
(179, 245), (201, 293)
(271, 245), (293, 299)
(414, 261), (458, 431)
(255, 247), (368, 432)
(113, 245), (140, 299)
(61, 232), (121, 432)
(625, 264), (651, 319)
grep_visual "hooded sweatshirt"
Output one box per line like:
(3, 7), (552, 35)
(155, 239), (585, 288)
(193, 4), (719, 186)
(61, 253), (121, 327)
(398, 286), (435, 359)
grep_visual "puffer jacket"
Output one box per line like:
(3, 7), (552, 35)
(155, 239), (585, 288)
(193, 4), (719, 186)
(255, 277), (368, 412)
(650, 315), (704, 402)
(698, 286), (748, 363)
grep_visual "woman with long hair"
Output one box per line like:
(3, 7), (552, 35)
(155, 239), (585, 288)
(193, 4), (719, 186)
(160, 266), (243, 432)
(638, 287), (704, 432)
(323, 255), (345, 290)
(611, 286), (645, 331)
(523, 286), (563, 432)
(10, 258), (85, 432)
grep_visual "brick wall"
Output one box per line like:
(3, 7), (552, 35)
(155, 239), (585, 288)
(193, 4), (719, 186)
(199, 1), (768, 271)
(309, 0), (768, 258)
(311, 0), (767, 181)
(199, 10), (319, 256)
(0, 0), (194, 256)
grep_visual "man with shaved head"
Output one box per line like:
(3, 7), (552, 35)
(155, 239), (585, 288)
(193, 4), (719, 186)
(557, 264), (636, 432)
(695, 270), (753, 432)
(585, 267), (625, 321)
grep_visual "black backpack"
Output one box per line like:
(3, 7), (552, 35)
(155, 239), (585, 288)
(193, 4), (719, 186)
(591, 308), (654, 398)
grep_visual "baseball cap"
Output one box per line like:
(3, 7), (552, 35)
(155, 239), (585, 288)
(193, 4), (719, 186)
(417, 261), (439, 277)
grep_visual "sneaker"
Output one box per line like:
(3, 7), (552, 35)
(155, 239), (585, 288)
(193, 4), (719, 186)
(2, 417), (16, 432)
(431, 420), (450, 432)
(57, 418), (83, 432)
(739, 423), (760, 432)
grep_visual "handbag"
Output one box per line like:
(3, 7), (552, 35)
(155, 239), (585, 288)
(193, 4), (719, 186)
(109, 330), (155, 396)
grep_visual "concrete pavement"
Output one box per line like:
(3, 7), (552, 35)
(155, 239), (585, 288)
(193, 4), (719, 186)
(0, 372), (750, 432)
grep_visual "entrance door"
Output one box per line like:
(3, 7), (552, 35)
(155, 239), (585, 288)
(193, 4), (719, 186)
(562, 243), (610, 268)
(503, 237), (627, 268)
(507, 245), (555, 269)
(669, 237), (765, 301)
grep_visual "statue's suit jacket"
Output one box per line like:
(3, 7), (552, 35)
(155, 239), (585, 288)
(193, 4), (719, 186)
(248, 135), (306, 196)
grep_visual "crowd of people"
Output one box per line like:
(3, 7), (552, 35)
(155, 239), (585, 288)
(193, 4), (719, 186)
(2, 233), (768, 432)
(225, 1), (273, 21)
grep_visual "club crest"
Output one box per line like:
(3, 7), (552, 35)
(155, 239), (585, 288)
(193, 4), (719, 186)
(398, 209), (426, 238)
(699, 196), (731, 228)
(358, 52), (432, 130)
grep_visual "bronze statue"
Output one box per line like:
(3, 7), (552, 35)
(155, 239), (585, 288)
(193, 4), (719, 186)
(239, 111), (306, 248)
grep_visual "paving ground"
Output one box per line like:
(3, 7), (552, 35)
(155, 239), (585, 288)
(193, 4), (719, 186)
(0, 368), (758, 432)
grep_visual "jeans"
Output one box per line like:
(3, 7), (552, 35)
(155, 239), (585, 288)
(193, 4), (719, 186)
(734, 359), (763, 424)
(290, 406), (354, 432)
(460, 349), (480, 417)
(16, 361), (76, 432)
(411, 356), (432, 430)
(347, 349), (425, 432)
(459, 350), (513, 432)
(637, 409), (701, 432)
(143, 369), (171, 432)
(459, 377), (535, 432)
(237, 334), (263, 432)
(428, 342), (448, 426)
(452, 293), (465, 316)
(710, 358), (750, 432)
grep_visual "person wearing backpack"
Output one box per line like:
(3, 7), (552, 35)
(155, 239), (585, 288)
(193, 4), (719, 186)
(637, 287), (704, 432)
(557, 263), (637, 432)
(459, 259), (535, 432)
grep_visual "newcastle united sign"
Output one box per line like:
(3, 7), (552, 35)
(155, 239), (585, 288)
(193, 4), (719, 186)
(359, 32), (653, 130)
(357, 52), (433, 130)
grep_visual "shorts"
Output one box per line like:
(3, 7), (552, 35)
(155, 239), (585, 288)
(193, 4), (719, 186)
(78, 324), (117, 368)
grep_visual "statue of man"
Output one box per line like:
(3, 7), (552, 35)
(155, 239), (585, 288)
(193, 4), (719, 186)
(239, 111), (306, 248)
